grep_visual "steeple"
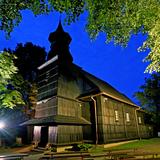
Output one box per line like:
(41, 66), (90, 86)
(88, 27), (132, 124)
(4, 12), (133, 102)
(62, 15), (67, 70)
(47, 21), (73, 64)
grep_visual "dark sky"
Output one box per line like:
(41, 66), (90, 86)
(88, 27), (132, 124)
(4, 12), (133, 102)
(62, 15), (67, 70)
(0, 10), (150, 104)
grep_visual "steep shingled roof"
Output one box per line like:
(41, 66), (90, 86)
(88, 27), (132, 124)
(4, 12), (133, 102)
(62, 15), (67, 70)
(73, 64), (138, 107)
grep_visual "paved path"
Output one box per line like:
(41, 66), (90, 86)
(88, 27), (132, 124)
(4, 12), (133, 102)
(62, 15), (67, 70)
(23, 153), (44, 160)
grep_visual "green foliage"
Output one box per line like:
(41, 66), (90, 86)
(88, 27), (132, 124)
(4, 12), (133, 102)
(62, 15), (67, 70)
(1, 1), (160, 72)
(48, 146), (56, 152)
(6, 42), (47, 111)
(135, 73), (160, 111)
(72, 143), (92, 151)
(77, 143), (92, 151)
(86, 0), (160, 73)
(0, 51), (25, 108)
(135, 73), (160, 132)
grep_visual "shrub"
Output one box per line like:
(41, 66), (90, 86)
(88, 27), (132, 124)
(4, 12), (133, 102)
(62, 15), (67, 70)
(72, 143), (92, 151)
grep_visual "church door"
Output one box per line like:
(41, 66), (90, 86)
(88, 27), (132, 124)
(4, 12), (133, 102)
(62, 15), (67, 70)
(82, 101), (96, 143)
(39, 126), (48, 147)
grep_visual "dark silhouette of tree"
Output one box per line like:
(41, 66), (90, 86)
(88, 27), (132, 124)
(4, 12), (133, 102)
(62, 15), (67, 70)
(5, 42), (47, 115)
(135, 73), (160, 136)
(13, 42), (46, 82)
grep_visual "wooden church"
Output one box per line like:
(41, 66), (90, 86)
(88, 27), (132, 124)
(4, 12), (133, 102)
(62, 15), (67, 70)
(22, 22), (153, 148)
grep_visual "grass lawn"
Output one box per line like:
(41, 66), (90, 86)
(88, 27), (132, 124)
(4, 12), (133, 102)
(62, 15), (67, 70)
(108, 138), (160, 152)
(90, 138), (160, 153)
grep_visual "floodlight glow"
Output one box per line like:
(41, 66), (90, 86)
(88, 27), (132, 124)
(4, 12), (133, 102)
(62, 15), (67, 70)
(0, 122), (5, 129)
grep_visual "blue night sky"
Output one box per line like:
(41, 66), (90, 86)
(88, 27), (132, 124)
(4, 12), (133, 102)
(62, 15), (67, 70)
(0, 10), (150, 104)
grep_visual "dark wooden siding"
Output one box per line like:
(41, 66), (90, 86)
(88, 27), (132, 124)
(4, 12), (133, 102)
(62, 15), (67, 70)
(57, 96), (82, 116)
(137, 111), (153, 138)
(48, 126), (58, 144)
(99, 95), (138, 143)
(56, 73), (91, 144)
(124, 104), (137, 139)
(96, 96), (104, 143)
(33, 126), (41, 142)
(82, 102), (95, 142)
(57, 125), (83, 144)
(35, 97), (57, 118)
(37, 61), (58, 101)
(58, 74), (81, 98)
(57, 74), (88, 117)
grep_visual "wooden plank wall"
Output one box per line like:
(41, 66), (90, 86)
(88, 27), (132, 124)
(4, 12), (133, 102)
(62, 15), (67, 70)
(137, 111), (153, 138)
(58, 74), (82, 98)
(57, 125), (83, 144)
(35, 97), (57, 118)
(57, 96), (81, 116)
(82, 102), (95, 142)
(48, 126), (58, 144)
(33, 126), (41, 142)
(56, 74), (85, 144)
(99, 95), (138, 143)
(37, 61), (58, 101)
(57, 74), (82, 116)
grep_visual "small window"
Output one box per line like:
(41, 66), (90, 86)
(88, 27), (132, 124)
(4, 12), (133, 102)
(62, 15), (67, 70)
(104, 97), (108, 102)
(138, 116), (142, 124)
(115, 110), (119, 121)
(126, 113), (130, 122)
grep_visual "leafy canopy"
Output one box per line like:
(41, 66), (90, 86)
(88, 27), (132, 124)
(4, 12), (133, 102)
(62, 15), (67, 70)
(135, 73), (160, 131)
(6, 42), (47, 110)
(135, 74), (160, 112)
(1, 0), (160, 73)
(0, 51), (25, 108)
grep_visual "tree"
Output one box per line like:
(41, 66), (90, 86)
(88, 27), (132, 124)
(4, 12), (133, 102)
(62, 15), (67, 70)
(6, 42), (47, 112)
(135, 73), (160, 135)
(0, 0), (160, 73)
(12, 42), (46, 81)
(0, 51), (25, 108)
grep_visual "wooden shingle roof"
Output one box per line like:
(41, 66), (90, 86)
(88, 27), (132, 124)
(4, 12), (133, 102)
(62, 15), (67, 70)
(20, 115), (91, 126)
(73, 64), (138, 107)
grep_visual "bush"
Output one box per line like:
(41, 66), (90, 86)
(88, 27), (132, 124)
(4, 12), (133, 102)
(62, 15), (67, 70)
(72, 143), (92, 151)
(47, 144), (56, 152)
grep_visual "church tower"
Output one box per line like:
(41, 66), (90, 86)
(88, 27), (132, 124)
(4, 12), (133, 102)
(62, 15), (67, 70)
(23, 22), (88, 148)
(47, 21), (73, 64)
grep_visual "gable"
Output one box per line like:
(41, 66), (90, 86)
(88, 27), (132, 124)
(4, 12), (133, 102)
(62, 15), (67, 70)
(73, 64), (137, 107)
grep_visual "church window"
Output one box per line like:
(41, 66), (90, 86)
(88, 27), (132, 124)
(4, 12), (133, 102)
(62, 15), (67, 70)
(138, 116), (142, 124)
(126, 112), (130, 122)
(104, 97), (108, 102)
(115, 110), (119, 121)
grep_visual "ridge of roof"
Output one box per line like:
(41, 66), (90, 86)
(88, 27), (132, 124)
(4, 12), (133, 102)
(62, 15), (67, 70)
(72, 63), (137, 107)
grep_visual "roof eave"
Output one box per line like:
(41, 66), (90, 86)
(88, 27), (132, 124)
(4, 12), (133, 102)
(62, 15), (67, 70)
(79, 91), (140, 108)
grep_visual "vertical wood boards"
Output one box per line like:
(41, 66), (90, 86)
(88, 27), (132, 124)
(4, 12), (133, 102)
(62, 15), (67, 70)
(98, 95), (152, 143)
(35, 97), (57, 118)
(57, 125), (83, 144)
(48, 126), (58, 144)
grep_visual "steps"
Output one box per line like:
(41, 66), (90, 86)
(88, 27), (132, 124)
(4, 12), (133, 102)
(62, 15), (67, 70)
(32, 147), (46, 152)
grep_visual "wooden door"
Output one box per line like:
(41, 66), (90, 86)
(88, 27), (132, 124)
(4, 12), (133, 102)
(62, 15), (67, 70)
(39, 126), (48, 147)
